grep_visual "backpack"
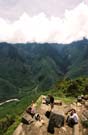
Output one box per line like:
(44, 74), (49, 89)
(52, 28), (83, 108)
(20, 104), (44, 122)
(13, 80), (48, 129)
(66, 115), (78, 128)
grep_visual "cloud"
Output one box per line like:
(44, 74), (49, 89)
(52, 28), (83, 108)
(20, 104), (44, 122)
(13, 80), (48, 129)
(0, 2), (88, 43)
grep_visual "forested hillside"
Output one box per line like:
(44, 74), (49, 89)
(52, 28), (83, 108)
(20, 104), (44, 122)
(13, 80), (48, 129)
(0, 38), (88, 101)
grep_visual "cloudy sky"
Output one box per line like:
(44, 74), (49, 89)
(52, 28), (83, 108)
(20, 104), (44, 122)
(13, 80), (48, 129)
(0, 0), (88, 43)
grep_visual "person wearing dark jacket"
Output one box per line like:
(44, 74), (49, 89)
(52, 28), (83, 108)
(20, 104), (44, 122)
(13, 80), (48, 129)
(49, 95), (54, 109)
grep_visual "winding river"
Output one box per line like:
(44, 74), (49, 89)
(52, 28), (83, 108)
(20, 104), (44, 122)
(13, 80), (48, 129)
(0, 98), (20, 106)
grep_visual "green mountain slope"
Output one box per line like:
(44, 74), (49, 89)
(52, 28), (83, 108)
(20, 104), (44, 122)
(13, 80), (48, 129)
(0, 38), (88, 100)
(0, 78), (18, 101)
(64, 39), (88, 77)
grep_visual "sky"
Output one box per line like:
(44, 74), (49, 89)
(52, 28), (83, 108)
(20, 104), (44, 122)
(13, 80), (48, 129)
(0, 0), (88, 43)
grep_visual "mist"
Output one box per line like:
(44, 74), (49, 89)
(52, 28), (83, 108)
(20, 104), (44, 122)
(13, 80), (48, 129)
(0, 2), (88, 43)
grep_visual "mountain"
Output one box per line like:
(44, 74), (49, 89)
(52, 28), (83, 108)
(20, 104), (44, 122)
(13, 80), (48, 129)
(64, 38), (88, 78)
(0, 38), (88, 101)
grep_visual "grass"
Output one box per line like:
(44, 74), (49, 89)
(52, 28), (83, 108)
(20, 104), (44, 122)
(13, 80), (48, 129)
(81, 120), (88, 128)
(42, 89), (75, 104)
(35, 95), (43, 108)
(0, 90), (41, 135)
(4, 115), (22, 135)
(0, 88), (78, 135)
(54, 96), (75, 104)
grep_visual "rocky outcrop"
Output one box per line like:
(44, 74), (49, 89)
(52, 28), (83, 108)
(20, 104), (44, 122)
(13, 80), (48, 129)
(47, 112), (64, 134)
(21, 112), (34, 125)
(81, 110), (88, 126)
(13, 95), (88, 135)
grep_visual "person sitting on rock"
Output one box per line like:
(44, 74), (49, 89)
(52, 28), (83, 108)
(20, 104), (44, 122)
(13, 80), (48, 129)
(26, 100), (36, 117)
(66, 109), (79, 128)
(34, 113), (41, 121)
(26, 107), (35, 117)
(31, 100), (36, 114)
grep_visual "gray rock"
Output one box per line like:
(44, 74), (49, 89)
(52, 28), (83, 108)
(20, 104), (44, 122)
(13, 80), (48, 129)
(21, 112), (33, 124)
(82, 110), (88, 119)
(85, 101), (88, 108)
(47, 112), (64, 134)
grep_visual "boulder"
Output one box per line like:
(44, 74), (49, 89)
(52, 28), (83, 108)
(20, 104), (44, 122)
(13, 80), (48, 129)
(54, 100), (62, 106)
(21, 112), (33, 124)
(83, 95), (88, 100)
(76, 102), (82, 107)
(47, 112), (64, 134)
(82, 110), (88, 119)
(85, 101), (88, 108)
(81, 110), (88, 129)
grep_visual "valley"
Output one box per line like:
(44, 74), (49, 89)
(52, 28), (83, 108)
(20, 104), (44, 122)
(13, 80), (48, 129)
(0, 38), (88, 135)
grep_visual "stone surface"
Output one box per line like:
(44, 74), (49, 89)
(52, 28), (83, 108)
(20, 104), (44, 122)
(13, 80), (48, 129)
(13, 96), (88, 135)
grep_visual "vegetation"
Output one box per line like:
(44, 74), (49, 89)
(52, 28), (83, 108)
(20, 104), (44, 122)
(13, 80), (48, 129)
(55, 77), (88, 97)
(0, 77), (88, 134)
(0, 39), (88, 101)
(0, 90), (42, 135)
(81, 120), (88, 128)
(0, 115), (15, 135)
(4, 116), (21, 135)
(0, 38), (88, 134)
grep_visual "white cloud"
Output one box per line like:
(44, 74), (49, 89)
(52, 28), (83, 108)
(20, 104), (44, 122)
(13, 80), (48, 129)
(0, 2), (88, 43)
